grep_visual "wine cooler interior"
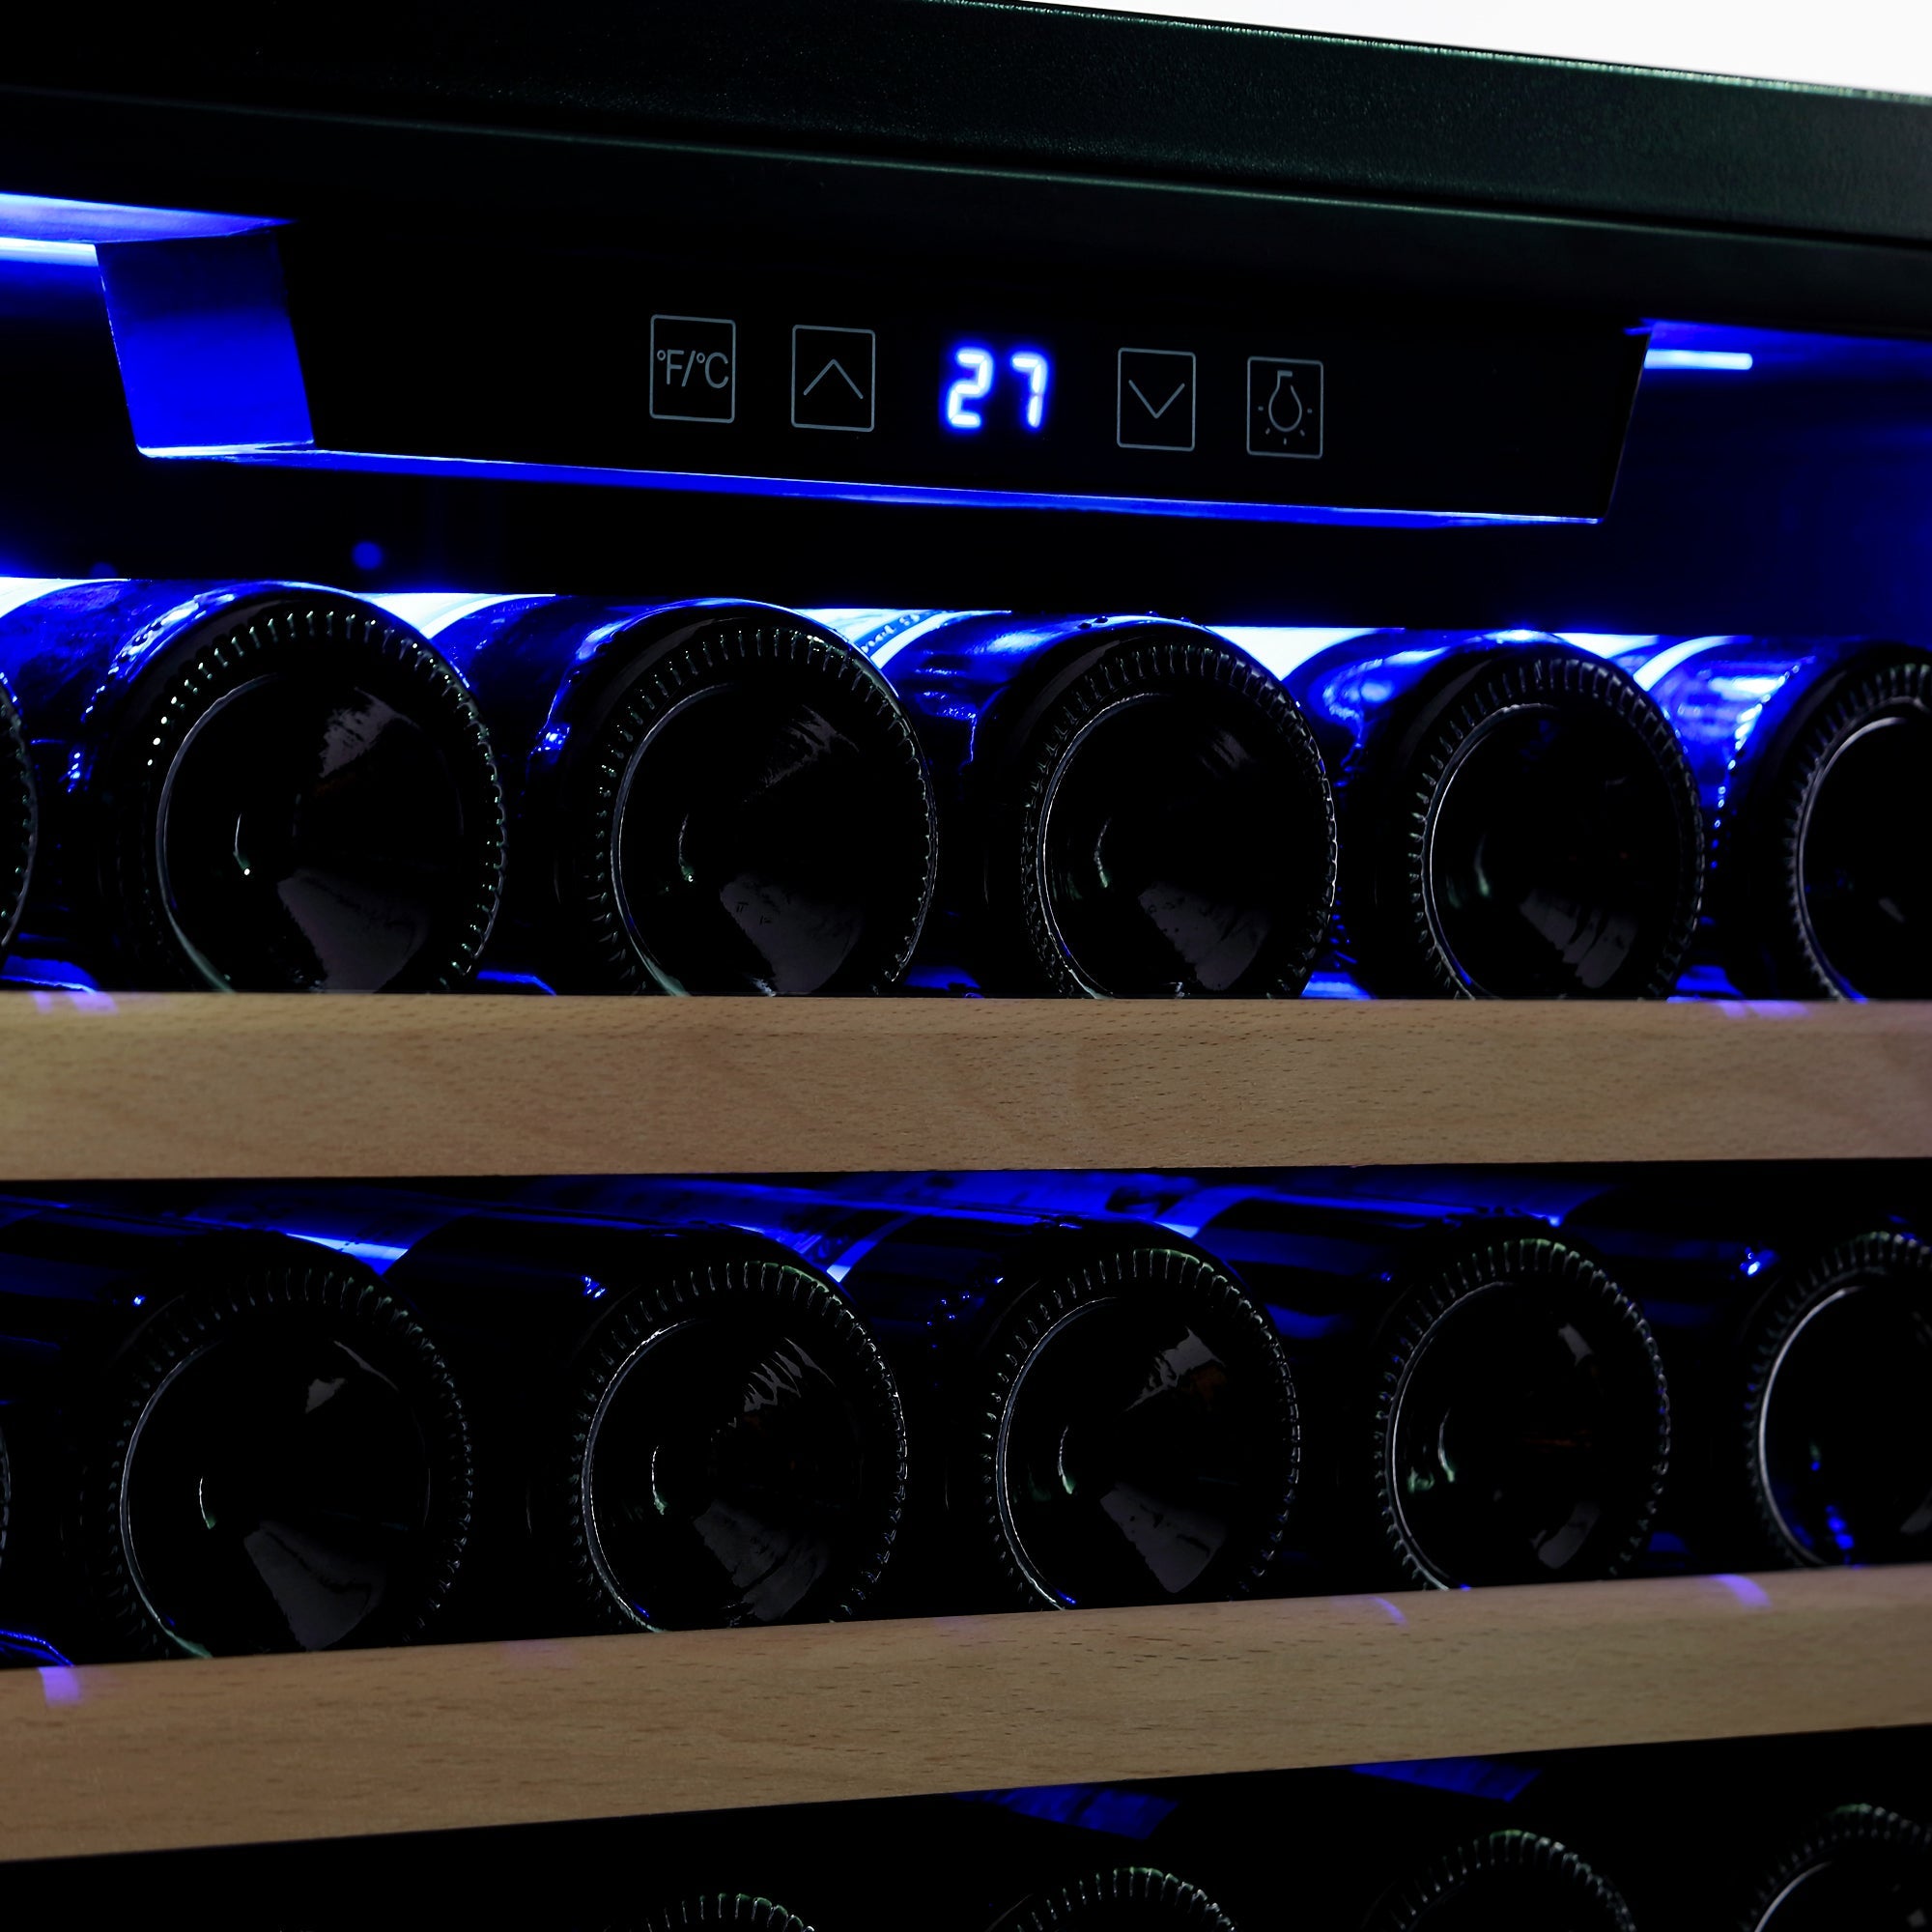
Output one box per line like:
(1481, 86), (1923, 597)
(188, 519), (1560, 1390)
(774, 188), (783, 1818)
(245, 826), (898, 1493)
(0, 1), (1928, 1911)
(6, 176), (1932, 1004)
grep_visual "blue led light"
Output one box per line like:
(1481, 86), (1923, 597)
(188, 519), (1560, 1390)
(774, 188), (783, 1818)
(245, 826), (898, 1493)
(1557, 633), (1666, 659)
(1302, 970), (1374, 1000)
(1618, 637), (1733, 691)
(957, 1786), (1178, 1840)
(1009, 350), (1051, 430)
(0, 189), (280, 288)
(1644, 350), (1754, 372)
(369, 591), (532, 638)
(0, 236), (95, 268)
(1214, 627), (1380, 677)
(806, 608), (1002, 670)
(0, 577), (96, 621)
(280, 1231), (410, 1271)
(0, 955), (99, 993)
(1642, 319), (1932, 382)
(1823, 1502), (1858, 1554)
(1351, 1758), (1541, 1802)
(474, 968), (557, 994)
(0, 190), (277, 246)
(0, 1630), (72, 1668)
(134, 448), (1584, 526)
(945, 346), (996, 431)
(1264, 1305), (1355, 1341)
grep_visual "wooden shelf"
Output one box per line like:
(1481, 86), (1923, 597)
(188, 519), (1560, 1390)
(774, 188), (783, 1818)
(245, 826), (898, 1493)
(3, 994), (1931, 1179)
(2, 1566), (1926, 1863)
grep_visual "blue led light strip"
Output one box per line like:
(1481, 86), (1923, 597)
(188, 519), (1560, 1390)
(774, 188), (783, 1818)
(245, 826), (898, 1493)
(131, 447), (1586, 528)
(0, 236), (95, 268)
(1644, 349), (1754, 371)
(0, 191), (276, 244)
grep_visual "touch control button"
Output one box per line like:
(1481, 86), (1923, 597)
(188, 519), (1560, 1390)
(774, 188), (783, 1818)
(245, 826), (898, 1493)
(1247, 357), (1323, 458)
(651, 316), (736, 423)
(792, 326), (876, 432)
(1117, 348), (1196, 451)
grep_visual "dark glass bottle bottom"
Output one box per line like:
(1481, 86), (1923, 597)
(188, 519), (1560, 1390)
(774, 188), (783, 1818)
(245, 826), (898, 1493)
(611, 668), (931, 995)
(982, 1252), (1297, 1609)
(1751, 1247), (1932, 1567)
(1798, 705), (1932, 999)
(157, 669), (481, 990)
(1380, 1259), (1667, 1588)
(1038, 686), (1330, 996)
(1368, 1833), (1635, 1932)
(124, 1326), (439, 1655)
(1423, 702), (1690, 998)
(1743, 1807), (1932, 1932)
(984, 1866), (1240, 1930)
(578, 1293), (900, 1630)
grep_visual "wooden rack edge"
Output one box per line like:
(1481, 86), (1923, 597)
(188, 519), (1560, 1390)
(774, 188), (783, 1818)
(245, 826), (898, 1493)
(4, 994), (1931, 1177)
(0, 1565), (1926, 1863)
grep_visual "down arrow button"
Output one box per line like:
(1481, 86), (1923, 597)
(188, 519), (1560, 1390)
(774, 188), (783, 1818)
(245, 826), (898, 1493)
(1118, 348), (1197, 452)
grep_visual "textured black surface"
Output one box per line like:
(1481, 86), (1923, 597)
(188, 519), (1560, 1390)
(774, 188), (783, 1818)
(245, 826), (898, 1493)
(4, 0), (1932, 246)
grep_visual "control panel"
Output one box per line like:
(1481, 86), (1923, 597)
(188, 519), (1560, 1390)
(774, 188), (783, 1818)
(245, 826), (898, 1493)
(98, 230), (1645, 526)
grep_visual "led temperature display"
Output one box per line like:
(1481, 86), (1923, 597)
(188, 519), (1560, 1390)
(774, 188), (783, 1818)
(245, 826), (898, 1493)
(944, 343), (1053, 435)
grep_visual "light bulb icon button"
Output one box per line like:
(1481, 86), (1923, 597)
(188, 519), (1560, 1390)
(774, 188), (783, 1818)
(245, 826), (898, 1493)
(1247, 356), (1323, 459)
(1266, 370), (1304, 434)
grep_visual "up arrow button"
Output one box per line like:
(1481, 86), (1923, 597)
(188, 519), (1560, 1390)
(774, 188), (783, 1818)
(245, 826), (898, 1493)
(792, 325), (877, 433)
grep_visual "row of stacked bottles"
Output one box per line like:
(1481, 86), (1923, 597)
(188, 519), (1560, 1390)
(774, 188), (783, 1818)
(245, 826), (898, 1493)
(0, 1161), (1921, 1662)
(0, 580), (1923, 999)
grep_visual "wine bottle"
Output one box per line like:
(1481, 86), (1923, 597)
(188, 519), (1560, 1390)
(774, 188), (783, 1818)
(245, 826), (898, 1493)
(1153, 1180), (1670, 1588)
(518, 1178), (1300, 1613)
(1736, 1804), (1931, 1930)
(937, 1751), (1650, 1930)
(984, 1867), (1240, 1929)
(0, 579), (504, 989)
(1121, 1161), (1931, 1577)
(0, 1198), (472, 1660)
(1517, 1171), (1932, 1573)
(0, 666), (33, 962)
(1616, 637), (1932, 997)
(136, 1184), (909, 1633)
(636, 1899), (814, 1931)
(1365, 1830), (1637, 1930)
(393, 595), (938, 994)
(1270, 629), (1703, 997)
(816, 611), (1336, 997)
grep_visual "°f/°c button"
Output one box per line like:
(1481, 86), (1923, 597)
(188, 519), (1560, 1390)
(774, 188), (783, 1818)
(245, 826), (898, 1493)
(650, 315), (736, 423)
(1247, 356), (1323, 458)
(792, 326), (876, 433)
